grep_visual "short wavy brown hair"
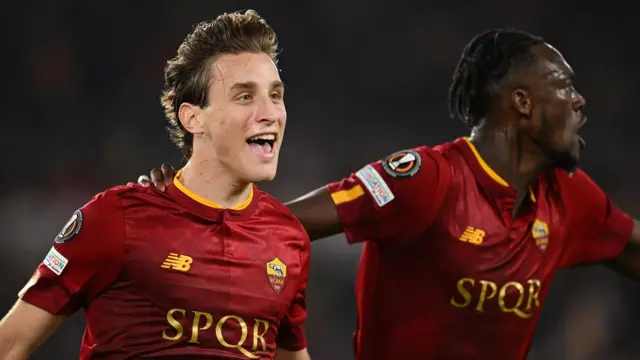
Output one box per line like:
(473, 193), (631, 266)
(160, 10), (279, 158)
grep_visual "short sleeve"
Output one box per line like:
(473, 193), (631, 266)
(560, 170), (633, 267)
(326, 146), (451, 245)
(276, 241), (310, 351)
(18, 191), (126, 316)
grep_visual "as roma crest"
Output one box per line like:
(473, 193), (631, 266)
(266, 257), (287, 294)
(531, 219), (549, 251)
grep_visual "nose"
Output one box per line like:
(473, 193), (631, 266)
(255, 95), (281, 125)
(573, 91), (587, 128)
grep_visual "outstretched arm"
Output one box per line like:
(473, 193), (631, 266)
(285, 187), (343, 241)
(144, 147), (450, 244)
(558, 170), (639, 277)
(607, 220), (640, 279)
(141, 165), (342, 241)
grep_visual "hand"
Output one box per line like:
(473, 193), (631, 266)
(137, 164), (175, 191)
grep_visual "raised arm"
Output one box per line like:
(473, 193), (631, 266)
(557, 170), (636, 274)
(608, 220), (640, 278)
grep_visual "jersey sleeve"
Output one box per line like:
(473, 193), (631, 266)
(18, 190), (126, 316)
(326, 146), (451, 245)
(275, 237), (310, 351)
(560, 170), (633, 267)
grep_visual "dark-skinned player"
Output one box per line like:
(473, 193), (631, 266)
(142, 29), (640, 360)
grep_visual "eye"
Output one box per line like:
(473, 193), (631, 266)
(270, 92), (283, 101)
(235, 93), (253, 102)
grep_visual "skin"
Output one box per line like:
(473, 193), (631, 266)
(178, 51), (286, 208)
(144, 43), (640, 280)
(0, 52), (309, 360)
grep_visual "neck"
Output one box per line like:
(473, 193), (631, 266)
(179, 149), (252, 209)
(469, 123), (548, 191)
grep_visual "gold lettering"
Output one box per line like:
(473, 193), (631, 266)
(450, 277), (474, 307)
(162, 308), (273, 356)
(498, 281), (531, 319)
(216, 315), (258, 359)
(476, 280), (497, 312)
(189, 311), (213, 344)
(525, 279), (541, 311)
(162, 308), (185, 341)
(451, 278), (543, 319)
(252, 319), (270, 351)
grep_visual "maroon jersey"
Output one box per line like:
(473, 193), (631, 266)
(326, 137), (633, 360)
(19, 176), (310, 359)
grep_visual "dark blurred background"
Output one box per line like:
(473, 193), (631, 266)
(2, 1), (639, 359)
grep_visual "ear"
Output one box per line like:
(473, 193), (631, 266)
(178, 103), (205, 135)
(511, 89), (532, 118)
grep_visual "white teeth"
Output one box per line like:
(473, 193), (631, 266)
(248, 134), (276, 141)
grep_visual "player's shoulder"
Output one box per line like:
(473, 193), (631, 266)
(552, 168), (599, 192)
(92, 183), (173, 208)
(374, 142), (452, 180)
(552, 168), (605, 202)
(255, 188), (303, 225)
(99, 182), (161, 199)
(79, 184), (132, 212)
(51, 185), (136, 249)
(254, 188), (310, 242)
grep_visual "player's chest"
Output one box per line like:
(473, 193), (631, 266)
(432, 189), (570, 281)
(120, 218), (303, 319)
(422, 192), (570, 320)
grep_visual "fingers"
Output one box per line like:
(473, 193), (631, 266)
(150, 168), (165, 191)
(137, 175), (151, 187)
(135, 164), (174, 192)
(161, 164), (175, 186)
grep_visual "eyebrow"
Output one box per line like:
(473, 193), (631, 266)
(229, 80), (285, 92)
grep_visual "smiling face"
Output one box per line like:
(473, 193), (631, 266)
(182, 52), (286, 184)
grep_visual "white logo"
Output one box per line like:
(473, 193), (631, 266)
(43, 247), (68, 275)
(355, 165), (395, 207)
(388, 153), (416, 170)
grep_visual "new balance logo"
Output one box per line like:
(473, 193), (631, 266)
(459, 226), (485, 245)
(161, 253), (193, 272)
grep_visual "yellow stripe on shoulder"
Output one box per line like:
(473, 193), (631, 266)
(331, 185), (365, 205)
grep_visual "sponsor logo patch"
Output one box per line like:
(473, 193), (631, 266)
(43, 247), (68, 275)
(355, 165), (395, 207)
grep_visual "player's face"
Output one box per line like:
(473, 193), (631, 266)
(527, 44), (586, 171)
(201, 52), (286, 183)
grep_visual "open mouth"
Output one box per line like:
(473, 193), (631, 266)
(575, 131), (585, 151)
(246, 133), (277, 156)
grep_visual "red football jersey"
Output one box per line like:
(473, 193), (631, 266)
(19, 176), (310, 359)
(327, 137), (633, 360)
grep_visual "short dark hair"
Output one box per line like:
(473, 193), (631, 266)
(448, 29), (545, 128)
(161, 9), (280, 158)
